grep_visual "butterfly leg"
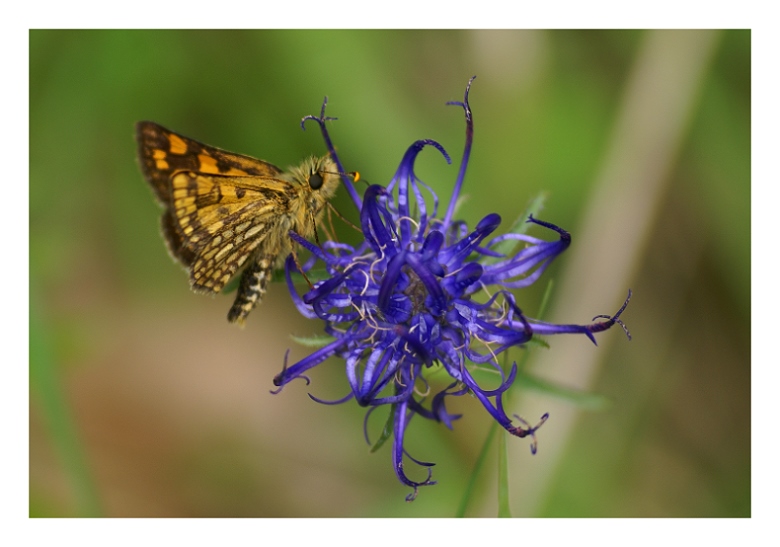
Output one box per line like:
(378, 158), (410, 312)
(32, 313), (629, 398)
(288, 245), (314, 290)
(227, 254), (275, 324)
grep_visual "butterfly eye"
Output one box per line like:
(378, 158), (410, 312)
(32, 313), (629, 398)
(309, 172), (324, 190)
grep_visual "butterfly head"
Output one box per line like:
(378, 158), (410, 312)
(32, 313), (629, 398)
(291, 155), (342, 202)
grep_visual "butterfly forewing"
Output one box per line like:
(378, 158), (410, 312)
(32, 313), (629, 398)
(136, 121), (341, 324)
(136, 121), (285, 203)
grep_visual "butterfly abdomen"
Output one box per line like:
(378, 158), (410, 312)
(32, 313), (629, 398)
(227, 254), (276, 325)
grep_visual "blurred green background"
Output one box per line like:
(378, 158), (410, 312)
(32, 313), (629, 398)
(29, 30), (749, 517)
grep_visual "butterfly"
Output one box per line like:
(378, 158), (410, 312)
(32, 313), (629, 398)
(136, 121), (341, 325)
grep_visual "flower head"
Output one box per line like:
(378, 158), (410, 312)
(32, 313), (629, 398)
(273, 77), (631, 501)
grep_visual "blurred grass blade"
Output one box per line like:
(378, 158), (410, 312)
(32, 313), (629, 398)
(29, 298), (102, 517)
(455, 421), (497, 517)
(501, 30), (723, 517)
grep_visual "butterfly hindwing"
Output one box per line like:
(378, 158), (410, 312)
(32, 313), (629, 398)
(168, 171), (293, 293)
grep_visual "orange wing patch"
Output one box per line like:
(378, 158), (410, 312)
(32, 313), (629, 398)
(136, 121), (284, 203)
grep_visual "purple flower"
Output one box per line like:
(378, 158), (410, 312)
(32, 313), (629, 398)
(273, 77), (631, 501)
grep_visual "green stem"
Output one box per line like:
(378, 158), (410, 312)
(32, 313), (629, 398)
(455, 421), (497, 517)
(497, 429), (512, 517)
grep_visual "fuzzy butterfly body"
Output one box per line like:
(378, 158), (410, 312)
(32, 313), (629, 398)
(136, 121), (340, 324)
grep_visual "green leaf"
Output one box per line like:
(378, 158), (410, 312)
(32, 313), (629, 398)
(220, 274), (241, 294)
(525, 335), (551, 350)
(290, 333), (336, 348)
(537, 278), (555, 320)
(369, 406), (395, 453)
(286, 267), (331, 284)
(450, 193), (470, 218)
(481, 192), (548, 265)
(516, 371), (612, 411)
